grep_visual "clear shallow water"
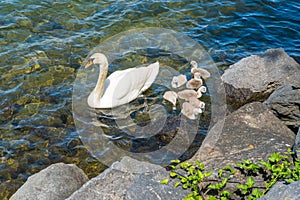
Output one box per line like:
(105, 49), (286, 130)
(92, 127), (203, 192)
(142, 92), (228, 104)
(72, 28), (219, 170)
(0, 0), (299, 198)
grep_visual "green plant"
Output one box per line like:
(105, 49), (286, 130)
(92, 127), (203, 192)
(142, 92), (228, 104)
(161, 149), (300, 200)
(236, 159), (260, 175)
(236, 177), (255, 195)
(163, 159), (234, 199)
(259, 149), (300, 195)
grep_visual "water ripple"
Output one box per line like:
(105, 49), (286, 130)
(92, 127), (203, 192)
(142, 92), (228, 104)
(0, 0), (299, 198)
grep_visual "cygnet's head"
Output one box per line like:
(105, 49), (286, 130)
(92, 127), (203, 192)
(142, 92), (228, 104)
(193, 107), (203, 115)
(190, 60), (198, 68)
(199, 101), (205, 109)
(188, 97), (205, 109)
(198, 86), (207, 93)
(85, 53), (108, 68)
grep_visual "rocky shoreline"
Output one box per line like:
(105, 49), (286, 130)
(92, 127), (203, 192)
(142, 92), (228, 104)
(10, 48), (300, 200)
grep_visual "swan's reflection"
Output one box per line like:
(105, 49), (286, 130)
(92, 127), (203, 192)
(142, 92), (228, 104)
(90, 94), (168, 140)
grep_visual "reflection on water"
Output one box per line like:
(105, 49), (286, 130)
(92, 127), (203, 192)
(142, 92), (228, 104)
(1, 0), (299, 198)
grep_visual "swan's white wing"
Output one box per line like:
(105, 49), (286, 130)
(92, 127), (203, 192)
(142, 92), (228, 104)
(99, 61), (159, 108)
(139, 62), (160, 92)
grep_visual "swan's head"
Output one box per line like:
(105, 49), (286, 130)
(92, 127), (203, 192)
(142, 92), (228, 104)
(85, 53), (108, 68)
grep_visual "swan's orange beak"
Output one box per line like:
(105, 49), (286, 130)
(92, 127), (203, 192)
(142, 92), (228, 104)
(85, 59), (94, 68)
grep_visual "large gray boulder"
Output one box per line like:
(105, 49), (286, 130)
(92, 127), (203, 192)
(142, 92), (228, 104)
(67, 156), (189, 200)
(222, 48), (300, 111)
(10, 163), (88, 200)
(259, 181), (300, 200)
(188, 102), (295, 198)
(190, 102), (295, 169)
(263, 77), (300, 132)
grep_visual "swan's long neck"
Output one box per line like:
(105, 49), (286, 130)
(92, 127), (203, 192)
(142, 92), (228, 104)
(93, 62), (108, 100)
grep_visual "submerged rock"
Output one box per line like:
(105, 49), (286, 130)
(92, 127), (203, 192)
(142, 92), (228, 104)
(10, 163), (88, 200)
(222, 48), (300, 111)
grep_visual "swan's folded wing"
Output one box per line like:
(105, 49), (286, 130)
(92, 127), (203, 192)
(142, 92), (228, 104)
(140, 61), (160, 92)
(102, 62), (159, 106)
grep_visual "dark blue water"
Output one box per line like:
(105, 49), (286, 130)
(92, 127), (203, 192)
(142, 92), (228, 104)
(0, 0), (299, 198)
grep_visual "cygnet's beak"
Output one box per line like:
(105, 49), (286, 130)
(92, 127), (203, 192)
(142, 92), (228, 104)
(85, 58), (94, 68)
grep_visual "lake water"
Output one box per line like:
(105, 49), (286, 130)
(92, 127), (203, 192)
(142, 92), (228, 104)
(0, 0), (299, 198)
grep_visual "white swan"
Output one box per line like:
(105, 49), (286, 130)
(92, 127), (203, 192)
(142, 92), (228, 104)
(85, 53), (159, 108)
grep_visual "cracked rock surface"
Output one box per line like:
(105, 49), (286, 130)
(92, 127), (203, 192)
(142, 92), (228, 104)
(221, 48), (300, 111)
(263, 76), (300, 133)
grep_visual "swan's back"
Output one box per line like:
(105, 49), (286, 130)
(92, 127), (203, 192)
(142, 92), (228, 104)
(98, 61), (159, 108)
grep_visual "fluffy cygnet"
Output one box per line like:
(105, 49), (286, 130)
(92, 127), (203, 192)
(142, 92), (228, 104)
(163, 91), (178, 109)
(190, 60), (211, 79)
(188, 96), (205, 109)
(186, 72), (203, 89)
(171, 74), (187, 88)
(178, 89), (202, 101)
(181, 101), (203, 120)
